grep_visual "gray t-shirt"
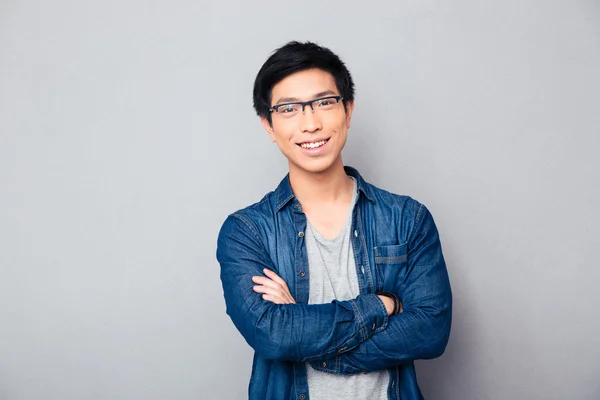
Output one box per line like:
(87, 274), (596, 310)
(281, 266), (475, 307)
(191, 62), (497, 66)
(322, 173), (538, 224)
(305, 177), (389, 400)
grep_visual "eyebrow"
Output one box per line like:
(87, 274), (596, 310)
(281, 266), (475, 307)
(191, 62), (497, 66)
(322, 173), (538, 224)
(274, 90), (338, 105)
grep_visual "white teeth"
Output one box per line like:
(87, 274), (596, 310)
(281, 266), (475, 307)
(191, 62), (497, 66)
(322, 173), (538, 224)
(300, 140), (327, 149)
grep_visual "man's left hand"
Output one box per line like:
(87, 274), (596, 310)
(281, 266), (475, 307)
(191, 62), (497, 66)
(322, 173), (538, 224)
(252, 268), (296, 304)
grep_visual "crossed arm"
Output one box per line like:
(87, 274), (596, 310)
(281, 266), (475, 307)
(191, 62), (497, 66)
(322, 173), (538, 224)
(217, 205), (451, 374)
(218, 214), (390, 363)
(252, 268), (398, 315)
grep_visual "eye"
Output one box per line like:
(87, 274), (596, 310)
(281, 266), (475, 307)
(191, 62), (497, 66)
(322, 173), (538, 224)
(315, 97), (337, 109)
(279, 104), (299, 114)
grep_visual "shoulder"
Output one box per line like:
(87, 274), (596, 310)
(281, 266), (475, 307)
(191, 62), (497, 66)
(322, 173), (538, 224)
(363, 179), (425, 219)
(360, 176), (434, 243)
(348, 165), (424, 219)
(218, 189), (279, 243)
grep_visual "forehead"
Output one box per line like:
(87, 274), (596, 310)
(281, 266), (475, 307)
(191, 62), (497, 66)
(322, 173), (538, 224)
(271, 69), (338, 102)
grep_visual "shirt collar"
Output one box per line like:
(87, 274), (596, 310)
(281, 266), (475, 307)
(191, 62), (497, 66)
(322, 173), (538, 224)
(274, 166), (375, 212)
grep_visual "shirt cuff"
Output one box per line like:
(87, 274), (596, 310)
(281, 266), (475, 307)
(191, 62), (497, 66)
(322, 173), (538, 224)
(350, 293), (389, 341)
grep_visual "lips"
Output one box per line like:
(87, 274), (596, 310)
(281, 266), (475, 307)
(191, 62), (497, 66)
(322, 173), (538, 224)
(297, 138), (330, 149)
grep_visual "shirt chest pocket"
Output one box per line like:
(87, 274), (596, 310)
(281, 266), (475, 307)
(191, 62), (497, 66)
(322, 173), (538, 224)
(373, 243), (408, 293)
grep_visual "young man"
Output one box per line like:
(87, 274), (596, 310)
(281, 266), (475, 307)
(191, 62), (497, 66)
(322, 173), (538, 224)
(217, 41), (452, 400)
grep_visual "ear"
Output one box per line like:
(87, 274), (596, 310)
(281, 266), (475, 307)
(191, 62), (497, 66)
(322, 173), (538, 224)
(344, 101), (355, 129)
(260, 116), (277, 143)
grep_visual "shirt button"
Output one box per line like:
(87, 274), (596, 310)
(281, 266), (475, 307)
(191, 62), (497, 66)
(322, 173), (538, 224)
(298, 231), (304, 238)
(299, 270), (306, 277)
(372, 323), (376, 331)
(354, 230), (358, 237)
(299, 395), (306, 400)
(322, 362), (327, 368)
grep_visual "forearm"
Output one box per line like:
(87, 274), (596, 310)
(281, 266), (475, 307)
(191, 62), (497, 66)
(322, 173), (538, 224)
(240, 279), (398, 363)
(310, 203), (452, 374)
(224, 287), (388, 362)
(218, 215), (389, 363)
(311, 303), (451, 374)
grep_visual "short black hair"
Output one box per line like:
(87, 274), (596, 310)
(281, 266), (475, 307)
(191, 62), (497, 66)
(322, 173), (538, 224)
(253, 41), (355, 124)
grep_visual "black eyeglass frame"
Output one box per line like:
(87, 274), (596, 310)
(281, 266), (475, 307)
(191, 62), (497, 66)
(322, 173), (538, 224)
(268, 95), (344, 114)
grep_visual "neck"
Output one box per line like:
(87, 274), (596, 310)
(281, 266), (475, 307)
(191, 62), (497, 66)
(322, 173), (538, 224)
(288, 158), (353, 205)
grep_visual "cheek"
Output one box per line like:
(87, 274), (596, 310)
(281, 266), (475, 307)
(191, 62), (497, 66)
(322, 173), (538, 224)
(331, 123), (348, 138)
(271, 126), (295, 143)
(273, 132), (297, 153)
(326, 114), (349, 131)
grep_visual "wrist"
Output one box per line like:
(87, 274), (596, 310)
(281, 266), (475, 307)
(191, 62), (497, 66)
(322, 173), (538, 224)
(377, 295), (395, 316)
(378, 292), (402, 316)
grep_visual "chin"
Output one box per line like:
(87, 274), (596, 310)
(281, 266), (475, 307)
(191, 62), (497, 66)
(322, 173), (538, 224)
(290, 158), (339, 175)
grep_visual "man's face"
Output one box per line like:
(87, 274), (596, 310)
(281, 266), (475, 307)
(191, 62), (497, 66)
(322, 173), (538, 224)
(261, 68), (354, 176)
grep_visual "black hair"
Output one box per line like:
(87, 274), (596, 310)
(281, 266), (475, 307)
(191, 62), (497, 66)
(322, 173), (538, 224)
(252, 41), (355, 124)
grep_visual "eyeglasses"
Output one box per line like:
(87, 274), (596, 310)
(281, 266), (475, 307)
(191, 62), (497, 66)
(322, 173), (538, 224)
(269, 96), (344, 118)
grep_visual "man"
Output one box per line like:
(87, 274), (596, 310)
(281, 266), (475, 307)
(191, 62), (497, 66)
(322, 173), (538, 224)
(217, 41), (452, 400)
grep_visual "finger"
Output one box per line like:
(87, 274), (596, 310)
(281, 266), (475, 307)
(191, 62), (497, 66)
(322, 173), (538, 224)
(252, 274), (296, 304)
(252, 276), (283, 290)
(253, 286), (292, 304)
(253, 285), (284, 298)
(261, 294), (287, 304)
(263, 269), (291, 290)
(261, 270), (295, 302)
(253, 283), (295, 304)
(264, 268), (292, 297)
(252, 276), (292, 301)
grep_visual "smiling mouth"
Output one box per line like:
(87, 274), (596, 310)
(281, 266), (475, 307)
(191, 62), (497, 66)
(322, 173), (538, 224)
(298, 139), (329, 149)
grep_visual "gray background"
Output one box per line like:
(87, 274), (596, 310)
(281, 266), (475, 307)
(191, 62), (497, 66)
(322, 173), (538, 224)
(1, 0), (599, 399)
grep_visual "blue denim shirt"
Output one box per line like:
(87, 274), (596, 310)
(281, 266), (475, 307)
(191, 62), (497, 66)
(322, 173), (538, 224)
(217, 167), (452, 400)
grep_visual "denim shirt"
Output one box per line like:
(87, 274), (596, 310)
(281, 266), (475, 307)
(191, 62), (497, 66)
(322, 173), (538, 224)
(217, 167), (452, 400)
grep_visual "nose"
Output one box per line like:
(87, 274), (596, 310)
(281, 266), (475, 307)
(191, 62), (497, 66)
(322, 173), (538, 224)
(300, 105), (322, 133)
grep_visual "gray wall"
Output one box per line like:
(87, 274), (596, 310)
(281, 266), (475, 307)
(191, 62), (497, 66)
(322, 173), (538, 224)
(1, 1), (599, 399)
